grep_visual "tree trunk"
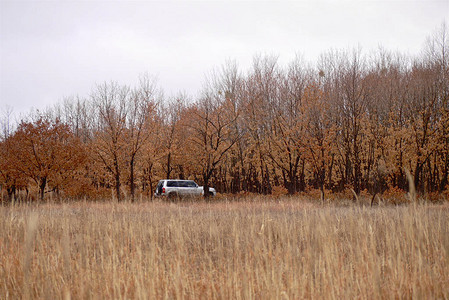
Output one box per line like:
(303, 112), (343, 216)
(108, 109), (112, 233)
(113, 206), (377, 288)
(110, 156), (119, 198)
(147, 163), (154, 201)
(287, 171), (297, 195)
(6, 186), (16, 203)
(203, 173), (211, 198)
(414, 160), (423, 195)
(353, 134), (361, 196)
(130, 156), (135, 202)
(166, 152), (172, 179)
(354, 159), (361, 196)
(39, 177), (47, 201)
(440, 152), (448, 191)
(299, 159), (306, 192)
(327, 153), (334, 189)
(114, 157), (121, 201)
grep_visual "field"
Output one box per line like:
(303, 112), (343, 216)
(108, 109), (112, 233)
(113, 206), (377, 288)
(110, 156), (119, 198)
(1, 198), (448, 299)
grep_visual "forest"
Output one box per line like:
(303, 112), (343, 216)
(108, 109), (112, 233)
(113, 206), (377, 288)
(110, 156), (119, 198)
(1, 24), (448, 202)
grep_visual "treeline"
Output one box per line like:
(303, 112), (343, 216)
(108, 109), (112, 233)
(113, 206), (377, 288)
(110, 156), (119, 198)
(1, 25), (448, 202)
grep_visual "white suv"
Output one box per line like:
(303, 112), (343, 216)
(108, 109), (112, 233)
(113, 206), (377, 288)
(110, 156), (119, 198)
(154, 179), (216, 199)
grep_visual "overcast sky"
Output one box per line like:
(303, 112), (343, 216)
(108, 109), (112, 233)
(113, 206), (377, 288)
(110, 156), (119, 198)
(1, 0), (448, 117)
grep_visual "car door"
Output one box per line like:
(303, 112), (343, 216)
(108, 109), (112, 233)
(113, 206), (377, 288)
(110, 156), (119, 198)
(183, 180), (195, 196)
(191, 181), (202, 196)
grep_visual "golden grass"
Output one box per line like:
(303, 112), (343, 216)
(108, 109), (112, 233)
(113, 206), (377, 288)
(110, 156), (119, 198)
(1, 198), (448, 299)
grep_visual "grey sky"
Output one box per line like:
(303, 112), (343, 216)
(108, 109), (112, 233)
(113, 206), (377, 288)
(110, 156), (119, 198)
(1, 0), (448, 117)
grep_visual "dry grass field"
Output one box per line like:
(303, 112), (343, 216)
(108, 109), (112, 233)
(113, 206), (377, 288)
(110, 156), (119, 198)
(1, 198), (448, 299)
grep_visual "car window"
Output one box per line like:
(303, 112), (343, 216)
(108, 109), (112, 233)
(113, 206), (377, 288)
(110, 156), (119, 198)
(185, 181), (197, 187)
(167, 181), (178, 187)
(166, 180), (197, 187)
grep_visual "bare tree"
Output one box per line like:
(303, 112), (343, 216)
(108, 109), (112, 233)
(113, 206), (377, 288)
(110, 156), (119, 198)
(424, 22), (449, 191)
(242, 55), (281, 194)
(185, 64), (242, 198)
(0, 106), (14, 142)
(160, 95), (188, 179)
(90, 82), (130, 201)
(320, 48), (369, 196)
(126, 75), (159, 201)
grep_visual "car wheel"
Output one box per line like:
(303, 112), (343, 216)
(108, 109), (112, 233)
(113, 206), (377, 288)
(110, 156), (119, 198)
(168, 192), (178, 201)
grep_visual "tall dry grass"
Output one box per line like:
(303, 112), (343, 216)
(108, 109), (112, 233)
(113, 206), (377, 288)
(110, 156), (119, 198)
(1, 199), (448, 299)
